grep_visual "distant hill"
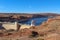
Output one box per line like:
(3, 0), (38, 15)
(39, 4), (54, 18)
(0, 13), (59, 18)
(0, 13), (59, 16)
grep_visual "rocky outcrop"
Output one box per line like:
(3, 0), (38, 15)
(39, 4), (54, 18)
(0, 16), (60, 40)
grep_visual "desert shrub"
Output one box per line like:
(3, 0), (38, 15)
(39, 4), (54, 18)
(8, 33), (12, 35)
(37, 38), (44, 40)
(29, 31), (39, 38)
(16, 39), (19, 40)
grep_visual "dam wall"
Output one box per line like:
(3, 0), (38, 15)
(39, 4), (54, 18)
(1, 22), (17, 30)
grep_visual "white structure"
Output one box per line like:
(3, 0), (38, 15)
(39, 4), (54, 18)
(2, 22), (18, 30)
(20, 24), (31, 29)
(31, 20), (35, 26)
(1, 21), (31, 30)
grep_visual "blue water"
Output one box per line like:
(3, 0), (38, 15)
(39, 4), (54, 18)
(20, 17), (48, 26)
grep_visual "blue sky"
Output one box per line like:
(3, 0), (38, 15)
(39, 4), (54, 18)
(0, 0), (60, 13)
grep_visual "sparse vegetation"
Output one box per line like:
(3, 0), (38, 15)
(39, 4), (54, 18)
(16, 39), (19, 40)
(29, 31), (39, 38)
(37, 38), (44, 40)
(8, 33), (12, 35)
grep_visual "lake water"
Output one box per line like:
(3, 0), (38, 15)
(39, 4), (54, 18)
(19, 17), (48, 26)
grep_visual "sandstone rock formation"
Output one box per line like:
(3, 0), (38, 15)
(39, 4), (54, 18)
(0, 16), (60, 40)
